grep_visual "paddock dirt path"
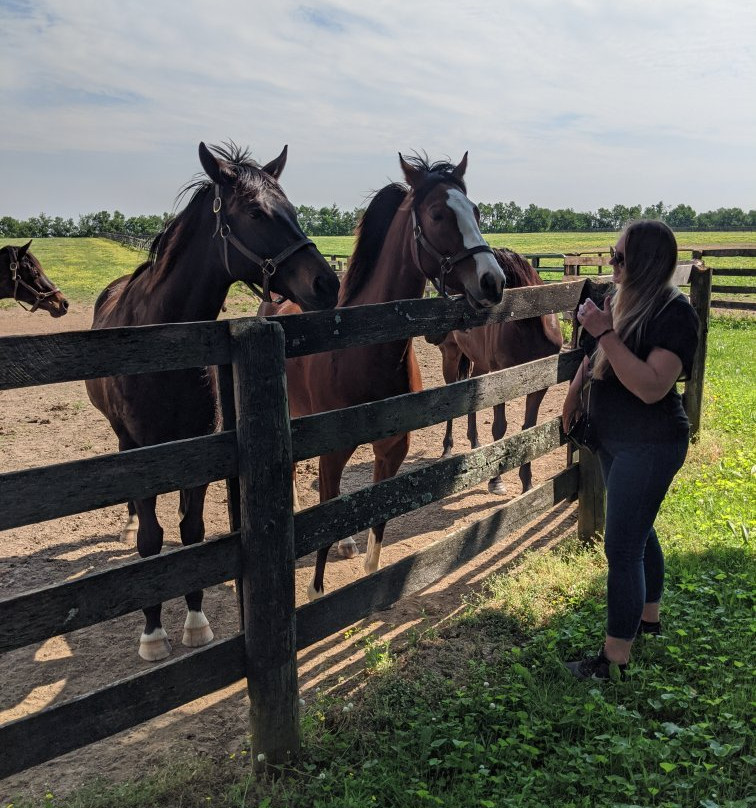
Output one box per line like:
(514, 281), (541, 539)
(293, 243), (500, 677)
(0, 304), (576, 801)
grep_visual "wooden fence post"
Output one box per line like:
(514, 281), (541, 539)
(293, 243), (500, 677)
(577, 448), (605, 544)
(685, 255), (712, 439)
(230, 319), (299, 771)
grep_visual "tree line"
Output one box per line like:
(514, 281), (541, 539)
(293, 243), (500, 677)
(1, 202), (754, 239)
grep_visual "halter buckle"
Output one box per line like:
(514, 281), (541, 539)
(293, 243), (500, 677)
(213, 196), (222, 214)
(9, 261), (18, 280)
(262, 258), (277, 277)
(219, 223), (230, 239)
(440, 257), (453, 274)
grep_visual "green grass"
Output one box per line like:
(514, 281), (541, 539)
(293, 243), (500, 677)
(2, 234), (754, 311)
(10, 315), (754, 808)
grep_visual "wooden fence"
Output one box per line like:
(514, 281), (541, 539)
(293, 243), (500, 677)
(0, 269), (712, 777)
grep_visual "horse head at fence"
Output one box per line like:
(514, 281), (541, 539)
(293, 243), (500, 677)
(85, 141), (340, 662)
(0, 241), (68, 317)
(260, 150), (506, 600)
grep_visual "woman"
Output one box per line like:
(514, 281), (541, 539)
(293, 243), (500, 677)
(562, 220), (699, 680)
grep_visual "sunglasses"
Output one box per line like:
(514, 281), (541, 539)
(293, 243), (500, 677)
(609, 246), (625, 266)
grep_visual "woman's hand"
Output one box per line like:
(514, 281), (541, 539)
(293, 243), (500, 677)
(562, 394), (581, 431)
(577, 296), (612, 338)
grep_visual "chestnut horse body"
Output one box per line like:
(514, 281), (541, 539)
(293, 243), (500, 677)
(0, 241), (68, 316)
(260, 153), (506, 598)
(85, 142), (339, 660)
(432, 248), (563, 493)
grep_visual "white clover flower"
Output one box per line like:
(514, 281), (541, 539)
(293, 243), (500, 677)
(257, 753), (266, 763)
(483, 681), (490, 687)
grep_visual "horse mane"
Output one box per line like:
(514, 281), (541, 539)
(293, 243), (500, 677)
(493, 248), (544, 289)
(127, 142), (270, 291)
(403, 153), (467, 203)
(339, 183), (408, 305)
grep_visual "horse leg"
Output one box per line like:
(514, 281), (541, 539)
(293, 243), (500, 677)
(364, 433), (410, 575)
(488, 402), (508, 495)
(178, 485), (214, 648)
(518, 388), (548, 493)
(308, 447), (355, 601)
(466, 365), (483, 450)
(134, 495), (171, 661)
(117, 433), (139, 542)
(440, 340), (463, 458)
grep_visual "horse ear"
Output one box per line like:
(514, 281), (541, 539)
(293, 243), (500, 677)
(399, 153), (424, 190)
(198, 142), (223, 184)
(452, 152), (469, 182)
(262, 145), (288, 180)
(18, 240), (32, 258)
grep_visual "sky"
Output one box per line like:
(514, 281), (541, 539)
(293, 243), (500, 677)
(1, 0), (754, 220)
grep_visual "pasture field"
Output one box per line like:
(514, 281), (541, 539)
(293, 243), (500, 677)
(5, 305), (754, 801)
(2, 233), (754, 312)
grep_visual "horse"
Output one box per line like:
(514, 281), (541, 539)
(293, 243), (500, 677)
(85, 141), (340, 661)
(428, 248), (563, 494)
(259, 152), (506, 599)
(0, 241), (68, 316)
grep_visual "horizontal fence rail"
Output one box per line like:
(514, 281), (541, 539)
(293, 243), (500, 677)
(0, 431), (237, 531)
(0, 283), (587, 391)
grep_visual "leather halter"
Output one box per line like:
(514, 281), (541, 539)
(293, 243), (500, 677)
(7, 247), (61, 312)
(212, 183), (314, 303)
(410, 206), (495, 299)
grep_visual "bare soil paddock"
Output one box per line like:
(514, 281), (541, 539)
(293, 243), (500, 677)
(0, 304), (575, 800)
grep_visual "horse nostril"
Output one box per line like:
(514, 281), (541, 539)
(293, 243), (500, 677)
(481, 271), (503, 303)
(61, 299), (69, 311)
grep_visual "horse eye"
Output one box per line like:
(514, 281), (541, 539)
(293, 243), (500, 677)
(431, 212), (444, 223)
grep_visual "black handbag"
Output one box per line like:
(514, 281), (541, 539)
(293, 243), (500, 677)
(566, 365), (599, 453)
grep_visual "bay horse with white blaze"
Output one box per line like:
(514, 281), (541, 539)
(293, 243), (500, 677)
(85, 142), (340, 661)
(0, 241), (68, 316)
(429, 248), (563, 494)
(259, 152), (506, 599)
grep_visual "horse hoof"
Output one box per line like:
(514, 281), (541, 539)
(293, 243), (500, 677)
(488, 478), (507, 496)
(139, 628), (171, 661)
(182, 611), (214, 648)
(441, 447), (453, 458)
(337, 538), (359, 559)
(363, 557), (380, 575)
(307, 580), (325, 601)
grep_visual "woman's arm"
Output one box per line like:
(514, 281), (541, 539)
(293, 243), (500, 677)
(578, 297), (683, 404)
(562, 355), (590, 429)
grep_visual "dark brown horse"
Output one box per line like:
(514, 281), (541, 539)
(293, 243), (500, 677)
(430, 248), (563, 494)
(85, 142), (340, 661)
(260, 152), (506, 598)
(0, 241), (68, 316)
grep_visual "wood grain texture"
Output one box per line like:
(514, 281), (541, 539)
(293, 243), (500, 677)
(267, 282), (585, 357)
(0, 635), (246, 780)
(0, 320), (230, 391)
(230, 319), (300, 768)
(0, 431), (237, 531)
(0, 533), (241, 653)
(294, 418), (564, 557)
(291, 351), (582, 462)
(296, 466), (578, 649)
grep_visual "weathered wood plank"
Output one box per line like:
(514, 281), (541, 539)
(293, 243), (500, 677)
(0, 320), (231, 391)
(268, 282), (586, 357)
(292, 351), (581, 462)
(710, 285), (756, 295)
(230, 319), (300, 769)
(0, 533), (241, 654)
(0, 635), (246, 780)
(296, 466), (578, 649)
(710, 299), (756, 311)
(576, 448), (605, 544)
(711, 268), (756, 277)
(563, 255), (611, 267)
(695, 247), (756, 258)
(294, 418), (564, 557)
(0, 431), (238, 531)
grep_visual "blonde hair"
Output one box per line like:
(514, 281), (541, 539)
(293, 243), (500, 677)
(592, 220), (679, 380)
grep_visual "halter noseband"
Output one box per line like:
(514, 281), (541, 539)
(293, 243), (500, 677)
(7, 247), (61, 312)
(212, 183), (314, 304)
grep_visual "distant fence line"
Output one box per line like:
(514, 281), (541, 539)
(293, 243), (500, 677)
(97, 232), (154, 251)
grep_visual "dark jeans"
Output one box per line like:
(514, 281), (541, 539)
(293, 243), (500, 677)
(597, 437), (688, 640)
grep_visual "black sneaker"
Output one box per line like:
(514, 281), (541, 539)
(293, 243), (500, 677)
(565, 650), (627, 682)
(636, 619), (662, 637)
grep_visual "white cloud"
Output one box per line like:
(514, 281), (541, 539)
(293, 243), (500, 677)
(1, 0), (754, 217)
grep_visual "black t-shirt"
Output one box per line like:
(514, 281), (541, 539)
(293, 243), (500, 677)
(588, 294), (700, 443)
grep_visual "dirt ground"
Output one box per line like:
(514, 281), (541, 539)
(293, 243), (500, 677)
(0, 304), (577, 801)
